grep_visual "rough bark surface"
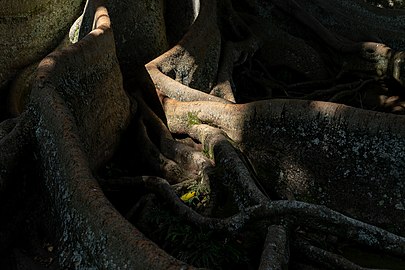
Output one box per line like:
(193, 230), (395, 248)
(1, 0), (405, 269)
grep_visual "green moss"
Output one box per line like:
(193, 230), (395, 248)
(73, 24), (80, 42)
(187, 112), (201, 126)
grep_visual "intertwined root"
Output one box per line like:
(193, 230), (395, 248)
(139, 1), (405, 267)
(1, 0), (405, 269)
(151, 96), (405, 268)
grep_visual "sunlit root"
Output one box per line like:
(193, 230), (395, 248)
(3, 0), (405, 268)
(163, 97), (405, 233)
(145, 0), (223, 99)
(162, 98), (239, 139)
(163, 99), (269, 208)
(146, 59), (231, 103)
(161, 138), (214, 177)
(146, 47), (228, 103)
(188, 124), (269, 209)
(133, 96), (211, 184)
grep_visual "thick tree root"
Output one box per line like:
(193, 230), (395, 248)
(2, 0), (405, 268)
(271, 0), (405, 85)
(293, 239), (376, 270)
(145, 0), (232, 104)
(258, 225), (290, 270)
(132, 95), (211, 184)
(210, 0), (261, 102)
(187, 124), (269, 209)
(290, 0), (405, 50)
(26, 3), (194, 269)
(162, 97), (405, 232)
(132, 176), (405, 260)
(134, 116), (186, 184)
(0, 117), (17, 139)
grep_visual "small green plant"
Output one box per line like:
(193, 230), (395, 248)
(187, 112), (201, 126)
(180, 181), (210, 211)
(202, 146), (214, 159)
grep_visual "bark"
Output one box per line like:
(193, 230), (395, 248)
(28, 3), (192, 268)
(163, 98), (405, 233)
(0, 0), (83, 89)
(1, 0), (405, 269)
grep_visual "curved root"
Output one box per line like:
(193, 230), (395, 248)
(138, 176), (405, 260)
(259, 225), (290, 270)
(0, 112), (34, 193)
(293, 239), (375, 270)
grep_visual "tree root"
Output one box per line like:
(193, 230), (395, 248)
(258, 225), (290, 270)
(162, 97), (405, 233)
(24, 3), (194, 268)
(187, 124), (269, 209)
(271, 0), (405, 85)
(298, 79), (375, 101)
(132, 95), (212, 184)
(211, 36), (261, 102)
(271, 0), (361, 53)
(131, 176), (405, 263)
(145, 0), (222, 93)
(0, 117), (18, 139)
(210, 0), (261, 102)
(295, 0), (405, 50)
(133, 116), (188, 184)
(3, 0), (405, 269)
(145, 0), (234, 104)
(293, 239), (376, 270)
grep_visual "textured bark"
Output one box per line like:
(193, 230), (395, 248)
(0, 0), (83, 88)
(163, 98), (405, 233)
(29, 2), (193, 268)
(1, 0), (405, 269)
(259, 225), (289, 270)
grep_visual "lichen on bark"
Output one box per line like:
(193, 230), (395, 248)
(1, 0), (405, 269)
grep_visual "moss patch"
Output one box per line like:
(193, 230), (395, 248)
(187, 112), (201, 126)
